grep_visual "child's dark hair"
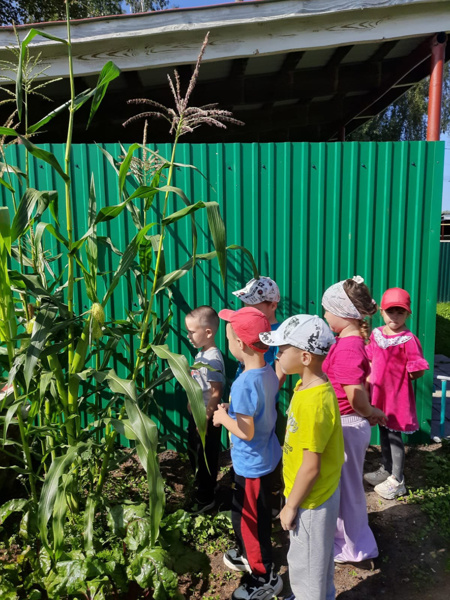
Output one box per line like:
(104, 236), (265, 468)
(343, 279), (377, 339)
(186, 306), (220, 333)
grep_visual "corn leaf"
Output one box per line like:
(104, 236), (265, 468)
(226, 244), (260, 279)
(0, 206), (11, 255)
(0, 162), (26, 182)
(24, 302), (59, 390)
(155, 251), (216, 293)
(27, 88), (97, 134)
(0, 176), (14, 192)
(11, 189), (57, 242)
(16, 29), (67, 120)
(150, 234), (165, 278)
(83, 494), (98, 554)
(85, 175), (98, 302)
(20, 136), (69, 183)
(206, 202), (227, 284)
(38, 442), (87, 553)
(102, 223), (154, 306)
(34, 222), (69, 250)
(103, 370), (165, 545)
(151, 344), (206, 449)
(86, 61), (121, 129)
(52, 472), (73, 559)
(0, 499), (29, 524)
(119, 143), (140, 196)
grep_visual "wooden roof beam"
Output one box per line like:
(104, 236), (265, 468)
(334, 34), (437, 139)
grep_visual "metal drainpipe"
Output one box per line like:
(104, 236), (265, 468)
(426, 32), (447, 141)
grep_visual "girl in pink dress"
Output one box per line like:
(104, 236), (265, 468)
(322, 276), (386, 565)
(364, 288), (429, 500)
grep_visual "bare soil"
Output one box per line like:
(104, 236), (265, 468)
(159, 443), (450, 600)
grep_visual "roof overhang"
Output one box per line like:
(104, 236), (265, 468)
(1, 0), (449, 142)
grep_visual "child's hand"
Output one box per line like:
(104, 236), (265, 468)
(280, 504), (298, 531)
(213, 404), (227, 427)
(368, 406), (386, 426)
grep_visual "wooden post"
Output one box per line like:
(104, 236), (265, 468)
(426, 32), (447, 141)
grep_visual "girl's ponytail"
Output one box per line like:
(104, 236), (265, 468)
(343, 279), (377, 340)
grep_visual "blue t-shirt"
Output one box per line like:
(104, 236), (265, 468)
(229, 363), (282, 477)
(235, 322), (281, 378)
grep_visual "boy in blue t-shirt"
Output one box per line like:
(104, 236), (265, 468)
(213, 307), (282, 600)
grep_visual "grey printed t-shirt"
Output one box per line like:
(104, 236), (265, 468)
(191, 347), (225, 406)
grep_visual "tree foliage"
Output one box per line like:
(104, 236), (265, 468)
(0, 0), (169, 26)
(350, 63), (450, 141)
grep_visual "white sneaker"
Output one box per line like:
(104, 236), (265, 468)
(374, 475), (406, 499)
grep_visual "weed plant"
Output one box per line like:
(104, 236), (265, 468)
(408, 440), (450, 542)
(435, 303), (450, 356)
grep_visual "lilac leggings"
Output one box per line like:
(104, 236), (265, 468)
(334, 415), (378, 562)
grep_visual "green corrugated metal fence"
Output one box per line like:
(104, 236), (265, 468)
(1, 141), (444, 445)
(438, 242), (450, 302)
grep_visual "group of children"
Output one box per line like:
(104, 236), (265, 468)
(184, 276), (429, 600)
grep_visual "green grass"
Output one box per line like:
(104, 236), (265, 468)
(408, 441), (450, 542)
(436, 303), (450, 356)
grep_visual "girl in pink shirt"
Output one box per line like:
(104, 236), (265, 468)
(322, 276), (386, 565)
(364, 288), (429, 500)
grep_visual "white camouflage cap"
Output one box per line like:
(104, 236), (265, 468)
(232, 276), (280, 304)
(259, 314), (335, 355)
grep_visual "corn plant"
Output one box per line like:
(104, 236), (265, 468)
(0, 9), (257, 599)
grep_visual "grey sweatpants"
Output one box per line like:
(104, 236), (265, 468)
(287, 486), (340, 600)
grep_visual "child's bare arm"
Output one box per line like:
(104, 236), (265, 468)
(206, 381), (223, 420)
(409, 370), (425, 380)
(280, 450), (321, 531)
(343, 384), (386, 425)
(275, 360), (286, 389)
(212, 406), (254, 440)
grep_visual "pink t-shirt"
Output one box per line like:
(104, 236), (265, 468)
(366, 327), (429, 432)
(323, 336), (370, 415)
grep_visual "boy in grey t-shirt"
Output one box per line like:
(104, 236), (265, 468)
(185, 306), (225, 512)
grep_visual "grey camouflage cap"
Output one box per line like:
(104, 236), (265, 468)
(232, 276), (280, 304)
(259, 314), (335, 355)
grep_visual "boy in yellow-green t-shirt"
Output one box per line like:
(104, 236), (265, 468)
(260, 315), (344, 600)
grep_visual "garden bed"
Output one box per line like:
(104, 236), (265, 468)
(155, 442), (450, 600)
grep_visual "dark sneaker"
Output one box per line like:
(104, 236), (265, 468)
(232, 568), (283, 600)
(224, 548), (251, 572)
(364, 465), (390, 486)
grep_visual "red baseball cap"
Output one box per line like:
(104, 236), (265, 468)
(218, 307), (270, 353)
(380, 288), (411, 313)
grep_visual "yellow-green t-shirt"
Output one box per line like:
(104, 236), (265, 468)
(283, 380), (344, 509)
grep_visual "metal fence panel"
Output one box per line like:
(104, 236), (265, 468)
(438, 242), (450, 302)
(1, 141), (444, 445)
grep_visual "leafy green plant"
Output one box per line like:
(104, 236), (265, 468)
(407, 441), (450, 543)
(435, 303), (450, 357)
(0, 8), (255, 600)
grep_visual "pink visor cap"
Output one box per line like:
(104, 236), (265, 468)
(380, 288), (411, 313)
(219, 307), (271, 353)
